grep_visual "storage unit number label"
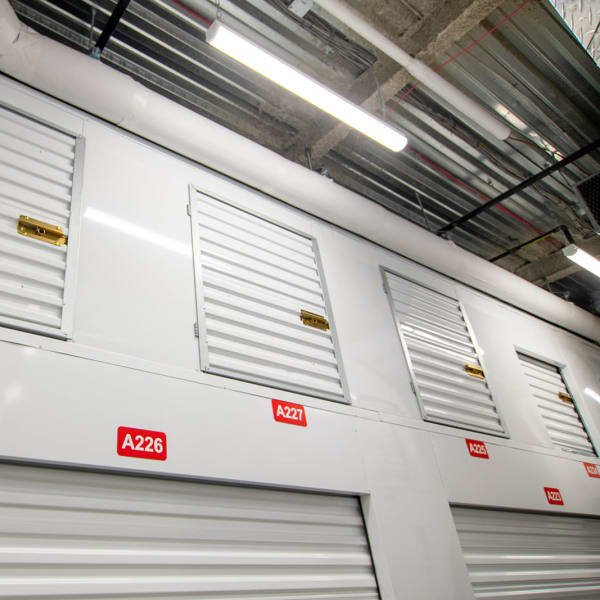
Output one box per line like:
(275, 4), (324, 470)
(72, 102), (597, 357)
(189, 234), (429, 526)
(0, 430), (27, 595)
(272, 399), (307, 427)
(466, 438), (489, 459)
(544, 487), (564, 505)
(117, 426), (167, 460)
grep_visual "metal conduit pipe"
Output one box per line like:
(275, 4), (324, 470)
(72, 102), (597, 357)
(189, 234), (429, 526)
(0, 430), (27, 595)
(314, 0), (511, 141)
(0, 0), (598, 342)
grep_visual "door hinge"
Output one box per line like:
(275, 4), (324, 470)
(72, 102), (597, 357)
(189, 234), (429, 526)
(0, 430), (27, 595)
(18, 215), (67, 246)
(409, 380), (417, 396)
(194, 322), (199, 338)
(186, 204), (191, 216)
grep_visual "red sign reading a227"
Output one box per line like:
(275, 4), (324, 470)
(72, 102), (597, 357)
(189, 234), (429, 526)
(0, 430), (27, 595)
(117, 426), (167, 460)
(272, 399), (307, 427)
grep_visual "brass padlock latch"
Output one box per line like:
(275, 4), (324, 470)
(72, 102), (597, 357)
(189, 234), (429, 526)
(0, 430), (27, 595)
(300, 309), (330, 331)
(465, 363), (485, 379)
(558, 391), (573, 405)
(18, 215), (67, 246)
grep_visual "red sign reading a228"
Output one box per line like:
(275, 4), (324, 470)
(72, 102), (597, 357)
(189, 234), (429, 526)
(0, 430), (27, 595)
(117, 426), (167, 460)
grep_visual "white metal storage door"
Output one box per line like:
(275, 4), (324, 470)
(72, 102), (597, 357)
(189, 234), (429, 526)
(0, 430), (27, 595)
(0, 105), (82, 339)
(383, 271), (506, 436)
(452, 505), (600, 599)
(0, 463), (379, 598)
(518, 353), (596, 456)
(190, 190), (346, 401)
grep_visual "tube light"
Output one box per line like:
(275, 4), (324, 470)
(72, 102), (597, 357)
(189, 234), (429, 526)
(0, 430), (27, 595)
(206, 22), (407, 152)
(562, 244), (600, 278)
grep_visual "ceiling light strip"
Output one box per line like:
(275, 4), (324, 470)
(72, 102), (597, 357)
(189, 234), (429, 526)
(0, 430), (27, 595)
(206, 22), (407, 152)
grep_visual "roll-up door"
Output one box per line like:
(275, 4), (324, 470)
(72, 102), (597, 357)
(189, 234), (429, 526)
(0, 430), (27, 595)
(518, 353), (596, 456)
(383, 270), (507, 436)
(190, 189), (346, 401)
(0, 105), (83, 339)
(452, 505), (600, 599)
(0, 462), (380, 598)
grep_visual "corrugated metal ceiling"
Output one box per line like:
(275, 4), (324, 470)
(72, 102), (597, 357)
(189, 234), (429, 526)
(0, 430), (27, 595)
(8, 0), (600, 315)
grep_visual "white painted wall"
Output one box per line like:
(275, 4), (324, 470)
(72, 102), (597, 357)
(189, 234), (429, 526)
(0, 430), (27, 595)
(1, 76), (600, 599)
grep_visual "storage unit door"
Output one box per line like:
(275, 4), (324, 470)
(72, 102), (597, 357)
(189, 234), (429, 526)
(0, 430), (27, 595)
(0, 105), (82, 338)
(518, 353), (596, 456)
(383, 271), (507, 436)
(0, 462), (380, 598)
(452, 505), (600, 599)
(190, 190), (346, 401)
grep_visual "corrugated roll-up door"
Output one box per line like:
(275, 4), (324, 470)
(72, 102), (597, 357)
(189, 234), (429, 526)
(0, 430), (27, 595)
(452, 505), (600, 599)
(383, 270), (507, 436)
(0, 462), (380, 598)
(518, 353), (596, 456)
(190, 189), (346, 401)
(0, 105), (83, 339)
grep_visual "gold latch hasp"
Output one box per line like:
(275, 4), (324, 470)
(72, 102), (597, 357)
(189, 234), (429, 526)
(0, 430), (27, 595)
(18, 215), (67, 246)
(465, 363), (485, 379)
(300, 309), (330, 331)
(558, 391), (573, 405)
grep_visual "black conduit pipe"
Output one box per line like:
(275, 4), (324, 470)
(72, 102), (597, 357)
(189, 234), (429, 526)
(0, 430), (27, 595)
(437, 138), (600, 235)
(92, 0), (131, 57)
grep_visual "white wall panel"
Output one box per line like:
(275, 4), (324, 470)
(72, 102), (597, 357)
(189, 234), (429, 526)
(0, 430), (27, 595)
(452, 505), (600, 599)
(0, 462), (379, 598)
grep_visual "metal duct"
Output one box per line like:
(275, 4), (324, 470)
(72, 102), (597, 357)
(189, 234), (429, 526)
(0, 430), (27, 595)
(0, 0), (598, 343)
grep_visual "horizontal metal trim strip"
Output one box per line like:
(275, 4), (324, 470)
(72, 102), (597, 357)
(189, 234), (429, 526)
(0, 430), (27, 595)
(0, 257), (64, 289)
(206, 319), (338, 367)
(0, 164), (71, 204)
(203, 272), (327, 317)
(208, 354), (344, 396)
(0, 299), (61, 328)
(205, 304), (334, 351)
(206, 336), (341, 381)
(393, 305), (471, 344)
(196, 196), (313, 253)
(201, 258), (325, 309)
(404, 334), (477, 363)
(199, 226), (318, 278)
(0, 109), (75, 158)
(199, 242), (323, 295)
(197, 217), (317, 269)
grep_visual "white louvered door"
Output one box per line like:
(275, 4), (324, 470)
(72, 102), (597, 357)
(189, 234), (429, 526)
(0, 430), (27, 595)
(518, 353), (596, 456)
(383, 270), (507, 436)
(452, 505), (600, 599)
(0, 105), (83, 339)
(190, 189), (346, 402)
(0, 462), (380, 598)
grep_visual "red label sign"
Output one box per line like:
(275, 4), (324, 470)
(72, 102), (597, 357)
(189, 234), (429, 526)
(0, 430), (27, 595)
(466, 438), (489, 459)
(272, 399), (307, 427)
(584, 462), (600, 478)
(544, 487), (564, 505)
(117, 427), (167, 460)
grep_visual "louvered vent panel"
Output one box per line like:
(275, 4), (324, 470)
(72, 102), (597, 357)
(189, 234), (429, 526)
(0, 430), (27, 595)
(452, 505), (600, 599)
(0, 462), (380, 598)
(384, 271), (506, 435)
(518, 353), (595, 456)
(191, 191), (345, 401)
(0, 105), (79, 338)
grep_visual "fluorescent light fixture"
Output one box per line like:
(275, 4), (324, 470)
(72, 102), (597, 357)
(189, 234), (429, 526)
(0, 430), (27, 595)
(206, 22), (407, 152)
(562, 244), (600, 278)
